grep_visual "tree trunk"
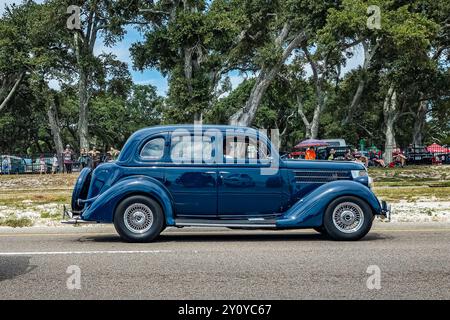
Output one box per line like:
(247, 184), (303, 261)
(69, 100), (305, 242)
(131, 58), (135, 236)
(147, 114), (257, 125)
(78, 69), (89, 149)
(383, 85), (398, 164)
(47, 97), (64, 155)
(309, 103), (323, 139)
(184, 47), (194, 96)
(74, 15), (96, 151)
(343, 78), (365, 123)
(297, 44), (328, 139)
(229, 24), (306, 126)
(296, 96), (312, 138)
(0, 72), (25, 112)
(183, 46), (204, 122)
(412, 100), (427, 147)
(342, 40), (379, 125)
(229, 67), (280, 126)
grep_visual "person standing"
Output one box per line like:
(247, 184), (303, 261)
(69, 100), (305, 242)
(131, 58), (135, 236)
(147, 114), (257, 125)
(78, 148), (89, 169)
(52, 154), (59, 174)
(39, 154), (46, 174)
(109, 147), (120, 161)
(63, 145), (73, 174)
(90, 147), (100, 169)
(305, 147), (316, 160)
(2, 156), (9, 174)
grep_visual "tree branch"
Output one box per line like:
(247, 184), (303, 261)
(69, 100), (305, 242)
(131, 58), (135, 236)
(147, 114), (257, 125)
(296, 95), (310, 128)
(0, 72), (25, 112)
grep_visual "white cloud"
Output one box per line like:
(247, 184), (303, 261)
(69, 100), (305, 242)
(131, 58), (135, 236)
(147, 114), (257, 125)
(47, 79), (61, 91)
(0, 0), (18, 15)
(94, 43), (132, 64)
(0, 0), (45, 15)
(341, 45), (364, 75)
(134, 79), (168, 96)
(228, 75), (245, 90)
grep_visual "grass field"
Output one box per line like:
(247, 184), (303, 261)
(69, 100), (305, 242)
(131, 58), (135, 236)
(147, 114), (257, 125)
(0, 165), (449, 226)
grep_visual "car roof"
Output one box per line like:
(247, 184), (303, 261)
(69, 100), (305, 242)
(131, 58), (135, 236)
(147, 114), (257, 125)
(134, 124), (260, 135)
(127, 124), (263, 145)
(118, 125), (268, 163)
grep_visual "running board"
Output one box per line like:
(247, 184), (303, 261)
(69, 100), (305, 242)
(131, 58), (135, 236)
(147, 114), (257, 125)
(174, 218), (277, 228)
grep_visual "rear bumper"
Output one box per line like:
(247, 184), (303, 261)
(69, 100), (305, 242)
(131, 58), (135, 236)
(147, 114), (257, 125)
(61, 205), (97, 225)
(379, 200), (391, 221)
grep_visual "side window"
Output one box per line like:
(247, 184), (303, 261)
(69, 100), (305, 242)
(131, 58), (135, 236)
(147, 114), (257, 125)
(170, 135), (214, 162)
(223, 136), (270, 162)
(140, 137), (165, 160)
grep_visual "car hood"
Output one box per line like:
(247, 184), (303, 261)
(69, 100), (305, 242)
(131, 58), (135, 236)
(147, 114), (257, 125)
(282, 159), (365, 171)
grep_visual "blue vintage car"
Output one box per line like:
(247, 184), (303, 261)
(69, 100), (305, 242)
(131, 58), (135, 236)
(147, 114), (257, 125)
(64, 125), (390, 242)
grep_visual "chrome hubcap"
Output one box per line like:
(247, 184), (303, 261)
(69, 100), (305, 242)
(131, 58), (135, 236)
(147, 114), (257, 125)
(332, 202), (364, 233)
(123, 203), (153, 233)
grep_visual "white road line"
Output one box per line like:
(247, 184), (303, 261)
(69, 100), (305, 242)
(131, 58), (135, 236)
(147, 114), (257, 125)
(0, 250), (174, 256)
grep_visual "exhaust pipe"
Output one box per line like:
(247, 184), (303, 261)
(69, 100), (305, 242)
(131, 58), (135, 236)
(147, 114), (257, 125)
(61, 217), (98, 225)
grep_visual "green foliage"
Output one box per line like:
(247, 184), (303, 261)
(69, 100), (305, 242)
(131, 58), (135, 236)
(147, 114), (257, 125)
(0, 217), (33, 228)
(0, 0), (449, 155)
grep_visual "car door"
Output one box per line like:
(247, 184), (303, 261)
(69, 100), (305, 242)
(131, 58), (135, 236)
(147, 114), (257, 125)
(164, 131), (218, 218)
(217, 132), (288, 218)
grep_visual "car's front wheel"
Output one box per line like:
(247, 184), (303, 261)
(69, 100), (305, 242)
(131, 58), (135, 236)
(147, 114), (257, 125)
(114, 195), (164, 242)
(323, 196), (373, 241)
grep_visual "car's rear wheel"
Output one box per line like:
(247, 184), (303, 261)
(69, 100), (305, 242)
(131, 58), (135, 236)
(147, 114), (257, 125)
(323, 196), (373, 241)
(113, 195), (164, 242)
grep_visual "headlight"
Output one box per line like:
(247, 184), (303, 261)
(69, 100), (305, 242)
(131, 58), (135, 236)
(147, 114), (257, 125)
(351, 170), (368, 178)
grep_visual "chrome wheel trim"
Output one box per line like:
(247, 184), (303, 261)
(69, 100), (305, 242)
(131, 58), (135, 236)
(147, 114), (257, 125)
(123, 203), (154, 234)
(332, 202), (364, 234)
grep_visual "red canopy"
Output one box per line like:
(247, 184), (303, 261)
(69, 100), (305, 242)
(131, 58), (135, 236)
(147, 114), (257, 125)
(294, 139), (329, 148)
(426, 143), (449, 153)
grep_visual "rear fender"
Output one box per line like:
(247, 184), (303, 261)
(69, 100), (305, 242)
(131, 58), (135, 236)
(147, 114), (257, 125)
(276, 180), (381, 228)
(82, 175), (174, 225)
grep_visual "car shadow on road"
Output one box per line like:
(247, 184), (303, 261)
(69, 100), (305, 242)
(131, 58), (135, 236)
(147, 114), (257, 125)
(0, 256), (37, 282)
(79, 230), (388, 243)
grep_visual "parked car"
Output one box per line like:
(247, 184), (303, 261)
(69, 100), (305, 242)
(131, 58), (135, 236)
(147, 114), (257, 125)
(322, 139), (347, 147)
(317, 146), (353, 160)
(31, 157), (53, 173)
(405, 146), (433, 165)
(0, 155), (26, 174)
(64, 125), (390, 242)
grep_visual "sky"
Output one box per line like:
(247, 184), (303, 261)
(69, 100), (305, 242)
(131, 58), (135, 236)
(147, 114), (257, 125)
(1, 0), (364, 96)
(93, 26), (169, 95)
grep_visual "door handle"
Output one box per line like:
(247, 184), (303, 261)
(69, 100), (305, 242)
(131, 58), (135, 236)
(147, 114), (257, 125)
(205, 171), (216, 174)
(219, 171), (230, 174)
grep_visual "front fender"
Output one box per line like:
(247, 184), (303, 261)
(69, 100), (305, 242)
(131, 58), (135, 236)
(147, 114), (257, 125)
(276, 180), (381, 228)
(81, 175), (175, 225)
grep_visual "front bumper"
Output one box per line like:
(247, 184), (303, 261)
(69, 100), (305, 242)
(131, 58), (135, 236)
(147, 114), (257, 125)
(379, 200), (391, 221)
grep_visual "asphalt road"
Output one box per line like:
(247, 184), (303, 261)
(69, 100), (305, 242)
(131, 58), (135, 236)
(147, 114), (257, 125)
(0, 222), (449, 299)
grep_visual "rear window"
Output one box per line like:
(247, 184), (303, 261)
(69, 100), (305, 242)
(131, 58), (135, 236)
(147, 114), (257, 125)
(140, 137), (165, 160)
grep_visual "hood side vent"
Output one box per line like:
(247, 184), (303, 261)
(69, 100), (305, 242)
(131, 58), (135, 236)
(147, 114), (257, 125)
(294, 170), (351, 183)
